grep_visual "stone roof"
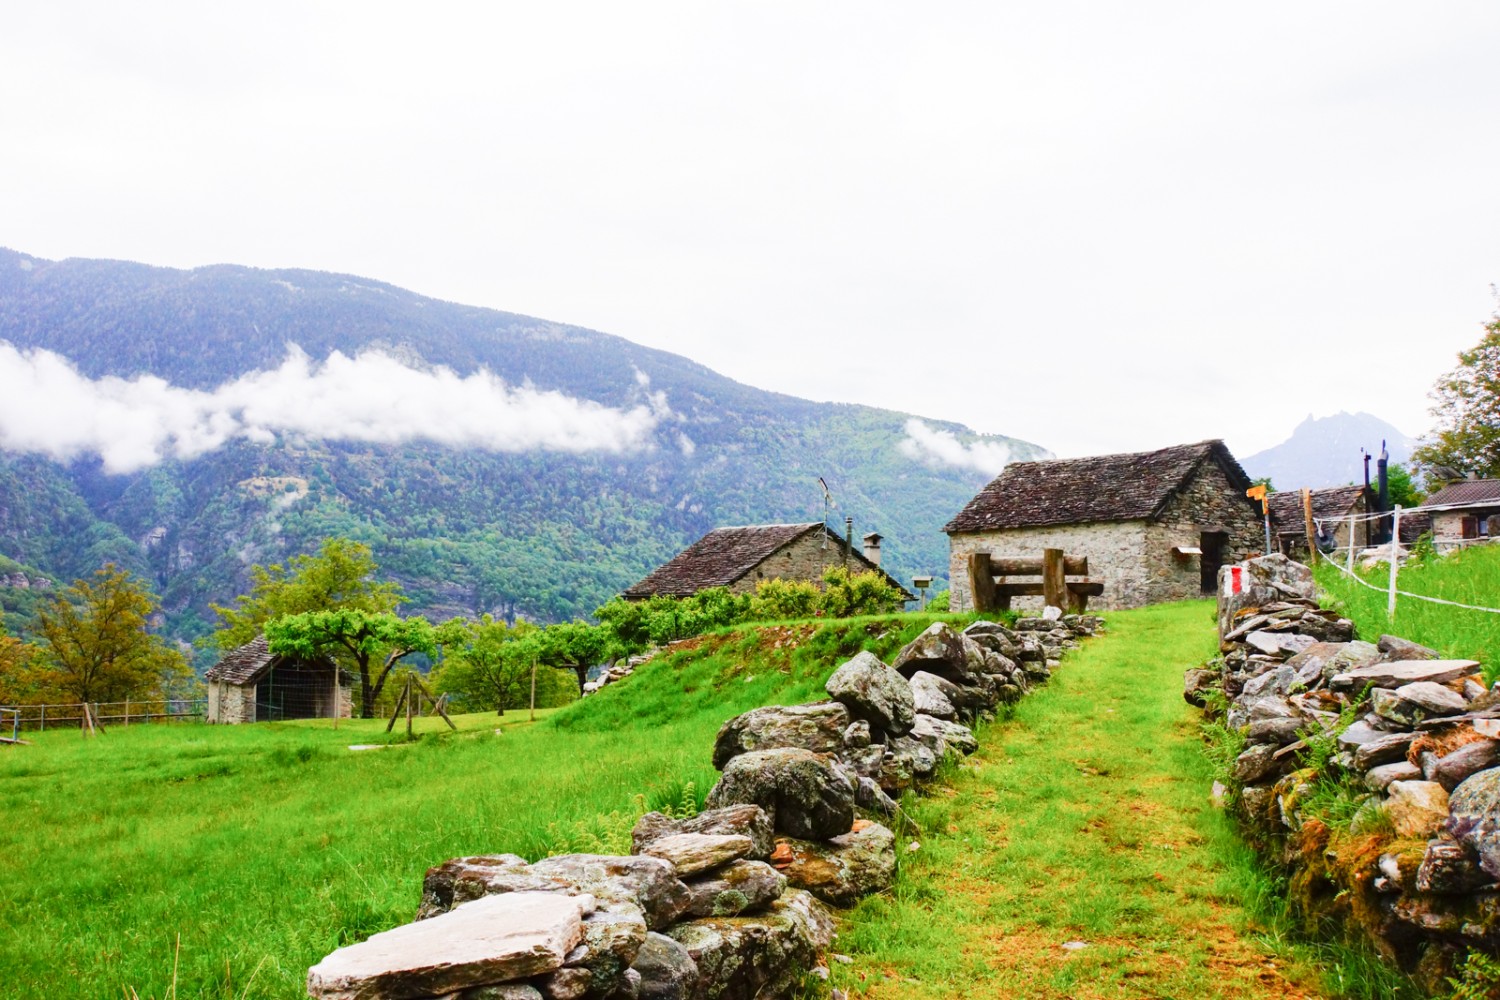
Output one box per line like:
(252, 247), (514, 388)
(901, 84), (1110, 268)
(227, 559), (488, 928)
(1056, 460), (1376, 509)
(204, 634), (340, 686)
(1267, 485), (1369, 532)
(1425, 478), (1500, 509)
(622, 523), (912, 599)
(944, 440), (1255, 534)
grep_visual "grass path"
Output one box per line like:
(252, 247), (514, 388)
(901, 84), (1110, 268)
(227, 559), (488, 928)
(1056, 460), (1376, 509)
(830, 601), (1332, 1000)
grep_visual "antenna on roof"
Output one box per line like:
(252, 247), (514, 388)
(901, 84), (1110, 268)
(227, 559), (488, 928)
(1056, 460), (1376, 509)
(817, 478), (832, 549)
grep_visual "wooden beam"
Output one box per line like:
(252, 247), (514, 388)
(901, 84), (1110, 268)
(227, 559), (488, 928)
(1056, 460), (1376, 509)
(1042, 548), (1066, 610)
(986, 555), (1089, 576)
(1302, 488), (1319, 564)
(411, 674), (458, 731)
(967, 552), (998, 613)
(993, 581), (1103, 598)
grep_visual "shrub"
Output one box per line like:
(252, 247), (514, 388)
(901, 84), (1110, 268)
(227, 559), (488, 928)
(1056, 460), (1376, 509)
(819, 568), (906, 619)
(749, 578), (822, 621)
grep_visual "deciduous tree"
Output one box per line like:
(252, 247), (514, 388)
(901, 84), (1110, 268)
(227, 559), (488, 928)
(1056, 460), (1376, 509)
(211, 538), (403, 651)
(265, 609), (434, 718)
(35, 566), (191, 704)
(1414, 315), (1500, 479)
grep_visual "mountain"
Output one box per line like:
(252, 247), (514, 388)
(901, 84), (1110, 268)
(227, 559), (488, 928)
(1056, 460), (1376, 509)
(0, 248), (1047, 654)
(1241, 412), (1419, 490)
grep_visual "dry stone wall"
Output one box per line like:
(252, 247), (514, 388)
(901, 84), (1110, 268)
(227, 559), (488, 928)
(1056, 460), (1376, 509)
(1188, 553), (1500, 988)
(305, 614), (1103, 1000)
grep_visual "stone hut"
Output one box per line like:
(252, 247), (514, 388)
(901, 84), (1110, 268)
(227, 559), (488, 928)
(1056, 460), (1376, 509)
(1267, 484), (1372, 557)
(944, 440), (1263, 611)
(623, 523), (914, 600)
(1424, 477), (1500, 548)
(205, 635), (350, 724)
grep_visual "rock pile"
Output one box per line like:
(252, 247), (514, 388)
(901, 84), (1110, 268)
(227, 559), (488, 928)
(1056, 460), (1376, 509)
(1190, 553), (1500, 977)
(583, 653), (653, 696)
(306, 615), (1103, 999)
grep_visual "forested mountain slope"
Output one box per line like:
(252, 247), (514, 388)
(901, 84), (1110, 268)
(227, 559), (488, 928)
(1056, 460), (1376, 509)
(0, 248), (1046, 653)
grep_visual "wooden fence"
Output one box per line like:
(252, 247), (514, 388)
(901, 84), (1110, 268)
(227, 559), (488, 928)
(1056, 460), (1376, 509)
(1, 699), (206, 732)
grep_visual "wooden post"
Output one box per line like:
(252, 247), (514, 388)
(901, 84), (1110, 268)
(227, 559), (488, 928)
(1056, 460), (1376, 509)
(1302, 491), (1314, 566)
(385, 680), (410, 734)
(529, 657), (538, 722)
(1388, 505), (1403, 620)
(1347, 512), (1357, 573)
(331, 669), (339, 731)
(39, 705), (44, 733)
(1042, 548), (1066, 611)
(405, 676), (413, 738)
(124, 698), (130, 728)
(411, 675), (457, 731)
(967, 553), (997, 613)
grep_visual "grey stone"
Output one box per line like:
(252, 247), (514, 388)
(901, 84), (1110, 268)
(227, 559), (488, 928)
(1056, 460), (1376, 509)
(1416, 840), (1493, 894)
(825, 651), (915, 736)
(1182, 667), (1219, 707)
(909, 671), (958, 720)
(1366, 761), (1422, 791)
(1371, 682), (1468, 728)
(962, 621), (1019, 658)
(842, 721), (871, 748)
(1337, 721), (1390, 749)
(773, 823), (897, 908)
(1231, 743), (1292, 785)
(631, 806), (775, 863)
(665, 889), (834, 1000)
(1429, 740), (1500, 792)
(855, 776), (897, 815)
(1246, 717), (1304, 746)
(834, 743), (884, 781)
(446, 986), (545, 1000)
(890, 622), (989, 684)
(1353, 731), (1417, 771)
(711, 703), (850, 770)
(878, 733), (940, 791)
(1449, 768), (1500, 880)
(631, 932), (698, 1000)
(417, 855), (557, 920)
(705, 748), (855, 840)
(529, 855), (690, 932)
(307, 892), (589, 1000)
(681, 860), (786, 918)
(922, 715), (979, 756)
(1331, 659), (1481, 692)
(638, 834), (752, 877)
(1378, 634), (1440, 661)
(1245, 631), (1319, 659)
(569, 901), (649, 987)
(534, 967), (592, 1000)
(1242, 665), (1294, 698)
(1385, 781), (1451, 839)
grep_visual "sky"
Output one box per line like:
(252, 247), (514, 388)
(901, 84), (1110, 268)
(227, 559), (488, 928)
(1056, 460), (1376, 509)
(3, 1), (1498, 461)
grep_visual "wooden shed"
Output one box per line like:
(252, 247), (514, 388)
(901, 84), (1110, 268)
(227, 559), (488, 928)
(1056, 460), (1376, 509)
(205, 635), (350, 724)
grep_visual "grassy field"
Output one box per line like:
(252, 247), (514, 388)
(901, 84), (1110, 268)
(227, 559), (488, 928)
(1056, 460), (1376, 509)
(1314, 543), (1500, 678)
(828, 601), (1414, 1000)
(0, 612), (971, 1000)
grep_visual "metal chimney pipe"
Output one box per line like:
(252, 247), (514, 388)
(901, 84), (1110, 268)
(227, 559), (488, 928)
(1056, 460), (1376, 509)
(843, 517), (853, 569)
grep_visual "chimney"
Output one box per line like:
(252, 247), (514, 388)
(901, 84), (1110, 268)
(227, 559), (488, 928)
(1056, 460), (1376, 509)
(1376, 440), (1391, 544)
(862, 532), (884, 567)
(843, 517), (853, 569)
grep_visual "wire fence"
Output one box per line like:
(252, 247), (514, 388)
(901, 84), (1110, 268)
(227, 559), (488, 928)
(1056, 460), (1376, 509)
(0, 700), (206, 732)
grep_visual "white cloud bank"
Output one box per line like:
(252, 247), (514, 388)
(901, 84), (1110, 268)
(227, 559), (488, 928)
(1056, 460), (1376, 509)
(0, 344), (668, 473)
(898, 419), (1016, 476)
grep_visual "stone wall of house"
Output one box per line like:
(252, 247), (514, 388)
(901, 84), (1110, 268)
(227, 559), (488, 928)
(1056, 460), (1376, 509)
(727, 532), (878, 596)
(207, 681), (256, 724)
(947, 460), (1264, 611)
(947, 520), (1150, 612)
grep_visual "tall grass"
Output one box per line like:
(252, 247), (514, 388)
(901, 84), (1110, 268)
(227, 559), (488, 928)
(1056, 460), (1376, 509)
(0, 611), (972, 1000)
(1314, 543), (1500, 678)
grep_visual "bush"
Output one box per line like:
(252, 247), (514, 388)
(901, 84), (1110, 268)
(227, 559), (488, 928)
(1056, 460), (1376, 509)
(819, 568), (907, 619)
(749, 578), (822, 621)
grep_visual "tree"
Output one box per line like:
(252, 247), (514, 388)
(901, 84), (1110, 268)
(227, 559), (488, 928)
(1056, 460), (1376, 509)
(0, 626), (47, 705)
(535, 621), (615, 694)
(1413, 315), (1500, 480)
(265, 609), (435, 718)
(433, 615), (532, 714)
(1385, 462), (1424, 509)
(211, 538), (403, 651)
(35, 566), (192, 704)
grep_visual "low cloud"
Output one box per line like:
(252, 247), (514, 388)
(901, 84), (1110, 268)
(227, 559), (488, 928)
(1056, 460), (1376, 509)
(898, 418), (1015, 476)
(0, 344), (669, 473)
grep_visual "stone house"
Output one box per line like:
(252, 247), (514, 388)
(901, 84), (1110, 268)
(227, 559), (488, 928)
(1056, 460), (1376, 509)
(623, 523), (914, 600)
(205, 635), (350, 724)
(1423, 478), (1500, 547)
(1267, 485), (1372, 557)
(944, 440), (1263, 611)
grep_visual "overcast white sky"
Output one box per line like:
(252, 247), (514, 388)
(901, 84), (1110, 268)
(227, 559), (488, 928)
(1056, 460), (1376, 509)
(3, 2), (1497, 460)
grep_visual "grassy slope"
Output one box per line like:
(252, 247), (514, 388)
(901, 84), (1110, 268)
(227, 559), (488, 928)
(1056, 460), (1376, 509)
(829, 601), (1340, 1000)
(0, 613), (970, 1000)
(1314, 544), (1500, 678)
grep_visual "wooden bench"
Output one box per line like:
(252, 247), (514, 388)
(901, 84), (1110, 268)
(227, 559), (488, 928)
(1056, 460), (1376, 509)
(967, 549), (1105, 613)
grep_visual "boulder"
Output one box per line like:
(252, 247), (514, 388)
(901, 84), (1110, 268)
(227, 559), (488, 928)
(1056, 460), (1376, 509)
(878, 733), (940, 791)
(1182, 668), (1219, 707)
(1428, 740), (1500, 791)
(631, 932), (699, 1000)
(1216, 555), (1315, 636)
(890, 623), (988, 684)
(711, 703), (850, 770)
(417, 855), (560, 920)
(308, 892), (590, 1000)
(824, 652), (915, 736)
(1385, 781), (1451, 839)
(1366, 761), (1422, 792)
(833, 743), (885, 782)
(638, 834), (752, 877)
(666, 889), (834, 1000)
(1330, 659), (1481, 692)
(632, 806), (775, 862)
(854, 776), (897, 815)
(681, 860), (786, 918)
(1231, 743), (1293, 786)
(1371, 683), (1467, 727)
(773, 822), (897, 907)
(705, 748), (855, 840)
(1448, 768), (1500, 880)
(909, 671), (958, 720)
(568, 901), (650, 989)
(528, 856), (690, 932)
(921, 715), (979, 756)
(1378, 634), (1440, 661)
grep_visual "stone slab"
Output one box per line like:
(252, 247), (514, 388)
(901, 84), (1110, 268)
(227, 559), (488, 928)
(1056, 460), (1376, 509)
(1330, 660), (1480, 692)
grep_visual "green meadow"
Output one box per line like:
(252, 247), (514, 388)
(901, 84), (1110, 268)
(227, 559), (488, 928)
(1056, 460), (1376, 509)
(0, 613), (970, 1000)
